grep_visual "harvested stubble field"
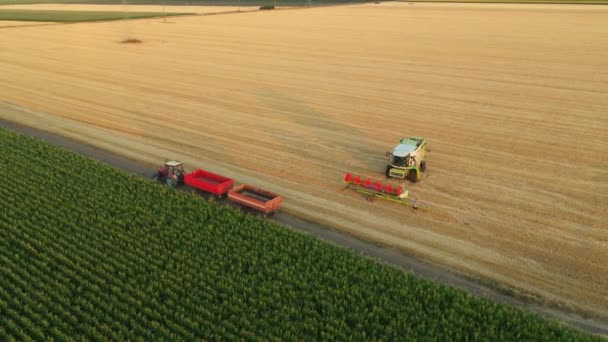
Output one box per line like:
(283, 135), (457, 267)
(0, 2), (607, 320)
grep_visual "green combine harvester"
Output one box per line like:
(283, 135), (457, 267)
(385, 137), (427, 182)
(343, 137), (428, 209)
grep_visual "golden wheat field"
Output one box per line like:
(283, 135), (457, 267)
(0, 2), (607, 318)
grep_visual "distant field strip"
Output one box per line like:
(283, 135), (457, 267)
(0, 4), (258, 14)
(0, 9), (188, 21)
(0, 0), (367, 5)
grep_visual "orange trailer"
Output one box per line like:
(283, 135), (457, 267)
(228, 184), (282, 216)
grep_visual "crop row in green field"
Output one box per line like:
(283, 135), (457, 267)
(0, 127), (596, 340)
(0, 9), (188, 22)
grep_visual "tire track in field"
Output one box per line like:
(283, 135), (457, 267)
(255, 89), (383, 171)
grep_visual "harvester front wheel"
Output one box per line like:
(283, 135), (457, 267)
(408, 170), (420, 182)
(385, 165), (391, 178)
(420, 161), (426, 173)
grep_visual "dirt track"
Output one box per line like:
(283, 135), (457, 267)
(0, 2), (607, 320)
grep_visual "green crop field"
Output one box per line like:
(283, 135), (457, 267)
(0, 9), (187, 22)
(0, 127), (597, 340)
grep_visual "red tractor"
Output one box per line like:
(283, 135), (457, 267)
(152, 160), (185, 187)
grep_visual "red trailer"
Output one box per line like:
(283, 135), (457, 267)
(184, 169), (234, 198)
(228, 184), (282, 216)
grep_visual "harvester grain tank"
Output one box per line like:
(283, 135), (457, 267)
(385, 137), (427, 182)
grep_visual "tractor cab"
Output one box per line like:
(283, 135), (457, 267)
(161, 161), (184, 177)
(154, 160), (185, 187)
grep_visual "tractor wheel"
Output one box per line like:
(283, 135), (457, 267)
(408, 169), (420, 182)
(166, 177), (176, 187)
(420, 161), (426, 173)
(151, 173), (159, 181)
(385, 165), (392, 178)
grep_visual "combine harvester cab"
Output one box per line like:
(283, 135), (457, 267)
(228, 184), (282, 217)
(385, 137), (427, 182)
